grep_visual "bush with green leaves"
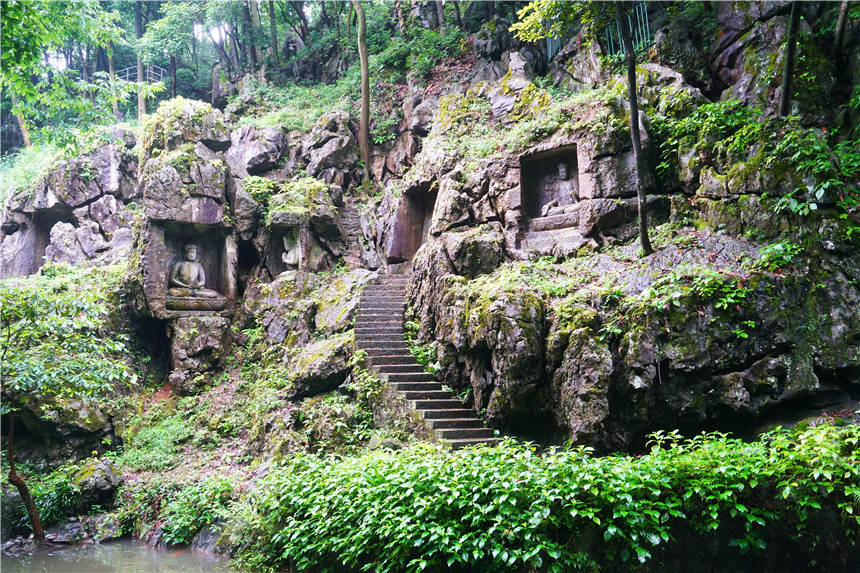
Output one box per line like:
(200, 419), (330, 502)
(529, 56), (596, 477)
(161, 477), (235, 545)
(10, 462), (82, 532)
(234, 423), (860, 572)
(0, 263), (133, 407)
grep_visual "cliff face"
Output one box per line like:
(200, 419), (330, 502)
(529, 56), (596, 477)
(1, 1), (859, 462)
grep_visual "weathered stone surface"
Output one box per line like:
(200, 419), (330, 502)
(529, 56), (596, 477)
(314, 269), (376, 334)
(45, 221), (87, 265)
(474, 18), (514, 61)
(141, 98), (231, 161)
(307, 135), (358, 176)
(441, 225), (504, 278)
(290, 332), (353, 398)
(225, 125), (289, 177)
(167, 316), (232, 395)
(75, 221), (110, 258)
(211, 64), (235, 110)
(73, 458), (122, 512)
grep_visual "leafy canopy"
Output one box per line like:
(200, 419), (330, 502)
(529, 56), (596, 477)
(0, 264), (134, 412)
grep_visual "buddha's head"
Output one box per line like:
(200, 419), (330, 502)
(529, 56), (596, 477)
(558, 161), (570, 180)
(183, 243), (199, 262)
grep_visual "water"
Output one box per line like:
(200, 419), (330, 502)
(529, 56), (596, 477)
(0, 539), (240, 572)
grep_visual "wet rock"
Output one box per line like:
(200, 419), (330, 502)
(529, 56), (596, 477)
(191, 523), (224, 554)
(46, 519), (86, 545)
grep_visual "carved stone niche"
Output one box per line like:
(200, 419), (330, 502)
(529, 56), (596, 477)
(141, 221), (237, 319)
(520, 144), (581, 232)
(385, 186), (438, 264)
(265, 211), (311, 277)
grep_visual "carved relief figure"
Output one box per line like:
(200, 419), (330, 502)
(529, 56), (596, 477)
(168, 243), (219, 297)
(540, 161), (579, 217)
(281, 229), (301, 269)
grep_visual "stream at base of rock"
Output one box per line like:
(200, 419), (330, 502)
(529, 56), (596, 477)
(0, 540), (240, 572)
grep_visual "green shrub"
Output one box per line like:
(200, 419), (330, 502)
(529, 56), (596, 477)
(11, 462), (82, 532)
(119, 413), (194, 471)
(161, 477), (235, 545)
(234, 423), (860, 572)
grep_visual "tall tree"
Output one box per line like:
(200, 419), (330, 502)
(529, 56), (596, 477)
(834, 1), (849, 73)
(268, 0), (280, 67)
(779, 1), (802, 116)
(352, 0), (370, 183)
(616, 2), (652, 255)
(135, 0), (146, 118)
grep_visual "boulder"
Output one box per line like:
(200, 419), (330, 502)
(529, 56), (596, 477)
(474, 18), (514, 61)
(314, 269), (376, 334)
(441, 225), (504, 278)
(44, 221), (87, 265)
(211, 64), (235, 110)
(75, 221), (109, 258)
(141, 97), (231, 162)
(73, 458), (122, 512)
(290, 332), (353, 398)
(225, 125), (289, 177)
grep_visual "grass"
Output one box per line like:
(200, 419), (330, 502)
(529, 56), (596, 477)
(0, 143), (62, 204)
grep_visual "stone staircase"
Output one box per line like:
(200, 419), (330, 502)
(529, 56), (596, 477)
(340, 200), (364, 269)
(355, 274), (502, 450)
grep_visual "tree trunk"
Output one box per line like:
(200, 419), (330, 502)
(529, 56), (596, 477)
(170, 54), (177, 97)
(779, 1), (801, 117)
(250, 0), (264, 66)
(135, 0), (146, 119)
(486, 1), (495, 21)
(229, 24), (242, 70)
(616, 2), (653, 256)
(6, 413), (46, 545)
(453, 1), (462, 29)
(395, 0), (406, 32)
(436, 1), (444, 32)
(242, 3), (258, 69)
(108, 44), (120, 119)
(834, 0), (849, 67)
(352, 0), (370, 183)
(290, 1), (311, 46)
(268, 0), (280, 67)
(11, 96), (31, 147)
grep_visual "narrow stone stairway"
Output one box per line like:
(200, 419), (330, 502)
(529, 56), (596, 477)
(339, 200), (364, 269)
(355, 274), (502, 450)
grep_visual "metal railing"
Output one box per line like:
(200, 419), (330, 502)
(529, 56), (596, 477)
(115, 64), (166, 83)
(604, 2), (652, 57)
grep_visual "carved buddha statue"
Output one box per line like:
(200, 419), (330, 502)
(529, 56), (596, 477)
(281, 230), (301, 269)
(540, 161), (579, 217)
(168, 243), (220, 298)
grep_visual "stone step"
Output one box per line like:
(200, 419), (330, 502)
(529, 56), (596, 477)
(357, 305), (405, 311)
(402, 390), (454, 401)
(427, 418), (484, 429)
(420, 408), (477, 419)
(387, 372), (435, 383)
(355, 317), (404, 325)
(368, 355), (414, 365)
(355, 333), (406, 341)
(359, 340), (409, 352)
(378, 364), (426, 374)
(437, 427), (495, 440)
(411, 399), (464, 410)
(449, 437), (504, 451)
(390, 381), (441, 391)
(355, 327), (403, 334)
(360, 295), (405, 301)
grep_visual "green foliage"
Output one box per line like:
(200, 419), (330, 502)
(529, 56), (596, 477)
(599, 266), (751, 340)
(0, 143), (62, 204)
(119, 412), (194, 471)
(753, 241), (803, 272)
(234, 423), (860, 572)
(237, 78), (353, 133)
(403, 320), (440, 374)
(115, 478), (179, 537)
(11, 461), (83, 532)
(161, 477), (235, 545)
(0, 263), (133, 411)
